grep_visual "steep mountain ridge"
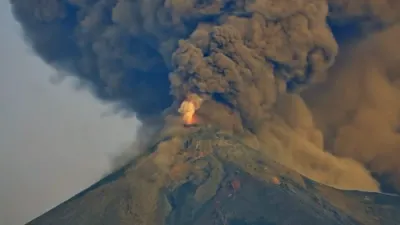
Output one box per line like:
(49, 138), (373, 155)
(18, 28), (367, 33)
(27, 128), (400, 225)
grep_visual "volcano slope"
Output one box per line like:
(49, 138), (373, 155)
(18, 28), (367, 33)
(26, 127), (400, 225)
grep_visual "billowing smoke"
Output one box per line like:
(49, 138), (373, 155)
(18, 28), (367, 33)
(303, 24), (400, 192)
(9, 0), (400, 192)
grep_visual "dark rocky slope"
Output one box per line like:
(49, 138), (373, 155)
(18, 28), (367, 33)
(27, 127), (400, 225)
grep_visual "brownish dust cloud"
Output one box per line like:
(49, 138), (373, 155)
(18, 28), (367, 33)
(9, 0), (400, 193)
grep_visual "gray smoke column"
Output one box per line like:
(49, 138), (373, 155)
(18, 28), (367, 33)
(9, 0), (400, 192)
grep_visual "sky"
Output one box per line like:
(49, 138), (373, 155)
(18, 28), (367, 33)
(0, 2), (140, 225)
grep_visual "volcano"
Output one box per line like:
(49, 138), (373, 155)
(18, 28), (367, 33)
(26, 127), (400, 225)
(9, 0), (400, 224)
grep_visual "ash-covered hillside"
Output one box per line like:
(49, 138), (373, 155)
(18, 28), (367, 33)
(26, 127), (400, 225)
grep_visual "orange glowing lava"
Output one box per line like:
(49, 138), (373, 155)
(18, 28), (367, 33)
(178, 94), (203, 125)
(183, 107), (196, 124)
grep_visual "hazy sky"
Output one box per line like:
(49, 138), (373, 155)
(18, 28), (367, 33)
(0, 2), (140, 224)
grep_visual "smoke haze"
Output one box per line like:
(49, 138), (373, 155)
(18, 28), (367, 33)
(9, 0), (400, 192)
(303, 24), (400, 192)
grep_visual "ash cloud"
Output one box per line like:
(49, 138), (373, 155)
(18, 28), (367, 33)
(303, 24), (400, 193)
(8, 0), (400, 192)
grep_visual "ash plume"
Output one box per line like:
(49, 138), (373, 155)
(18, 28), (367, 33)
(303, 24), (400, 193)
(9, 0), (400, 192)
